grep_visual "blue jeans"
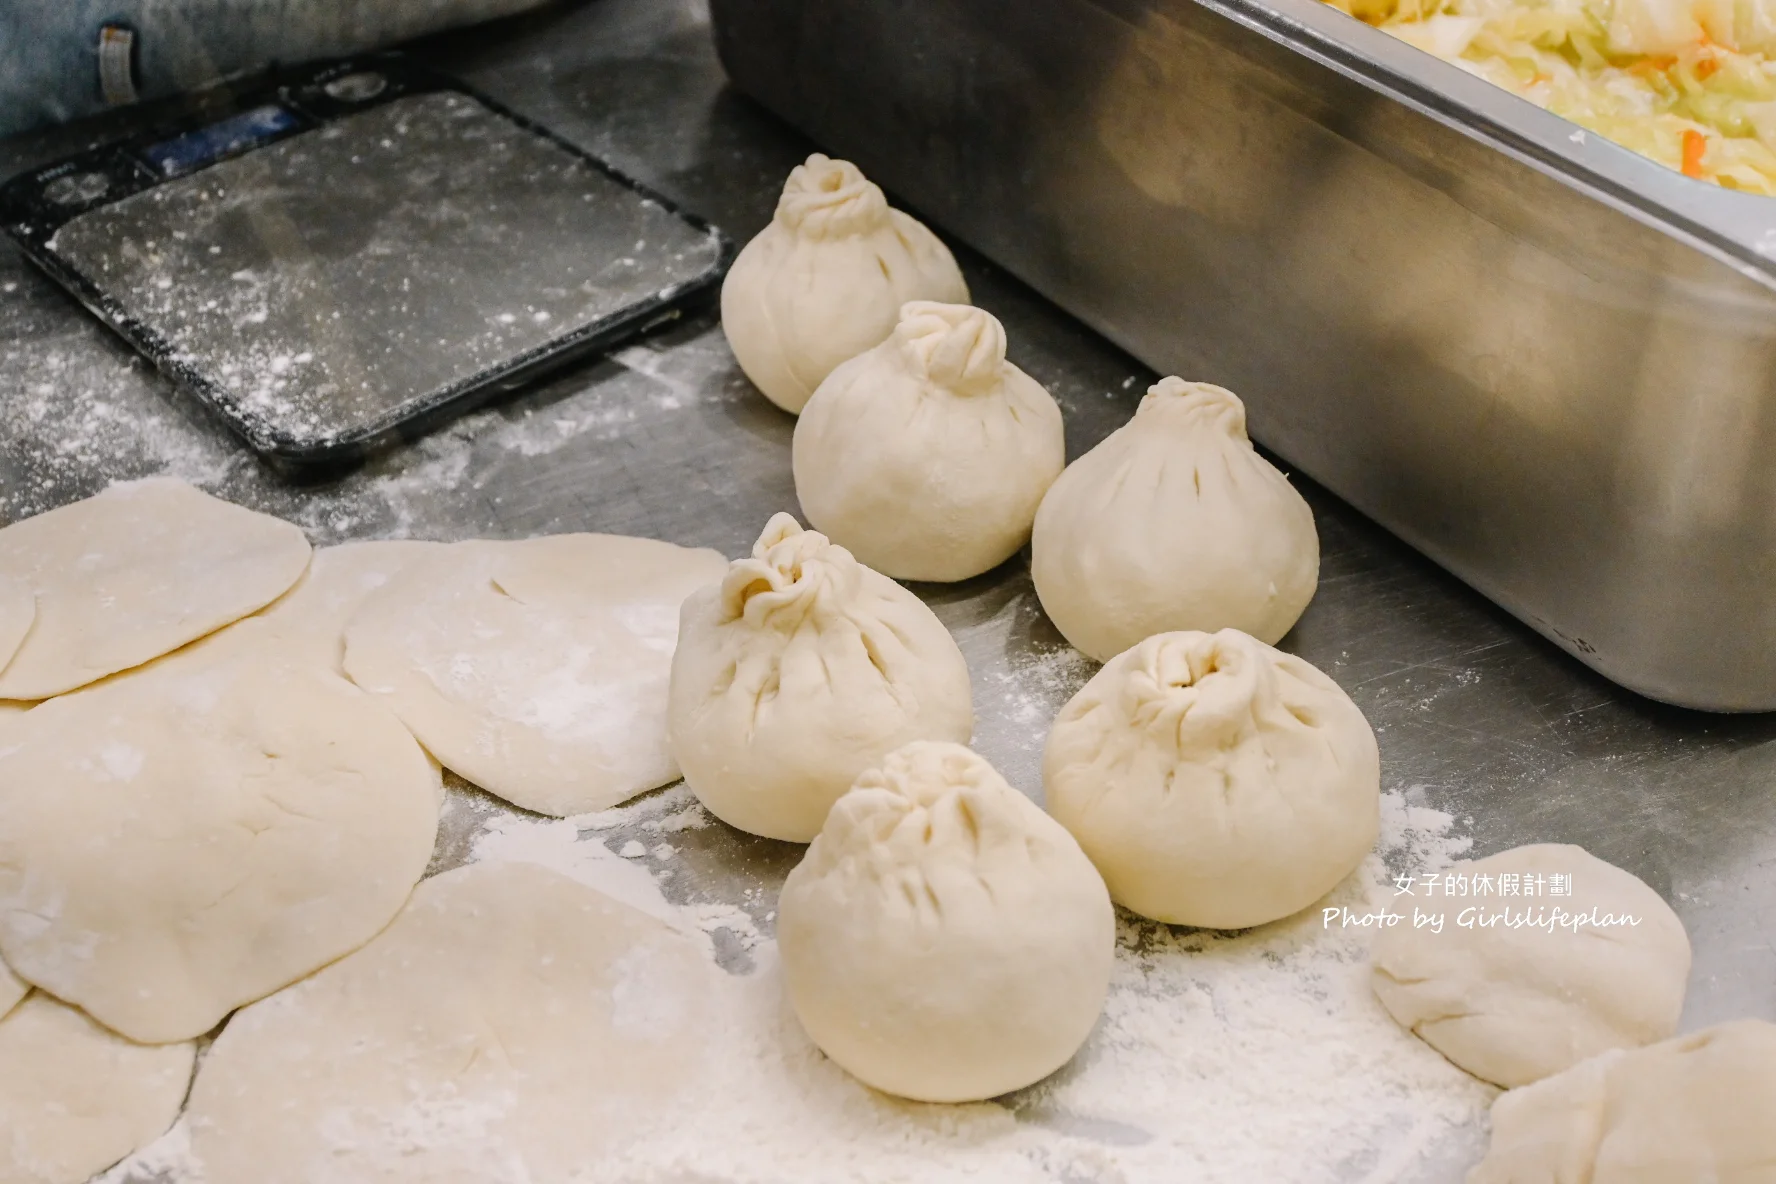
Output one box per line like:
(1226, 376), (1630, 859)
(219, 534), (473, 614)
(0, 0), (551, 138)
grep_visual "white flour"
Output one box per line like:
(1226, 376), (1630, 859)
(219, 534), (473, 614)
(103, 781), (1488, 1184)
(499, 785), (1489, 1184)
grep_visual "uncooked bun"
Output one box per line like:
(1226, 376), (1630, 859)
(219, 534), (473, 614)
(793, 301), (1064, 582)
(778, 741), (1113, 1103)
(1045, 628), (1379, 929)
(721, 154), (968, 414)
(668, 514), (973, 842)
(1031, 378), (1317, 661)
(1372, 842), (1690, 1087)
(1469, 1020), (1776, 1182)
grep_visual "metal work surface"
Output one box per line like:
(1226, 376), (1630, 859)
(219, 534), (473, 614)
(712, 0), (1776, 711)
(0, 0), (1771, 1177)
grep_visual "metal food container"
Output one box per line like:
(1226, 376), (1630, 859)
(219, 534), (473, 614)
(710, 0), (1776, 711)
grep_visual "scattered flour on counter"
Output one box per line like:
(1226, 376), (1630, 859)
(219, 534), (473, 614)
(93, 1118), (198, 1184)
(485, 787), (1487, 1182)
(0, 348), (241, 518)
(686, 902), (762, 952)
(1377, 784), (1475, 877)
(652, 800), (711, 834)
(104, 785), (1488, 1184)
(497, 403), (639, 458)
(986, 644), (1096, 728)
(572, 781), (702, 832)
(471, 812), (680, 931)
(611, 342), (725, 412)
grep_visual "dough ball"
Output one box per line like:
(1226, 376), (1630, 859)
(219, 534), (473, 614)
(779, 741), (1114, 1102)
(792, 302), (1066, 582)
(0, 476), (312, 699)
(0, 993), (195, 1184)
(0, 959), (24, 1020)
(186, 860), (717, 1184)
(721, 154), (968, 414)
(251, 539), (445, 673)
(343, 534), (725, 817)
(0, 575), (30, 676)
(669, 513), (974, 842)
(1372, 842), (1690, 1087)
(1031, 378), (1318, 661)
(0, 645), (441, 1044)
(1045, 628), (1380, 929)
(1469, 1019), (1776, 1182)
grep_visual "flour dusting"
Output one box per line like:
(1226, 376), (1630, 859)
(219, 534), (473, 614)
(141, 778), (1476, 1184)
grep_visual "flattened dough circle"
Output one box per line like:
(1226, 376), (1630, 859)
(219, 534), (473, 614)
(343, 534), (726, 816)
(186, 860), (717, 1184)
(251, 539), (445, 674)
(0, 575), (31, 679)
(0, 958), (25, 1021)
(0, 643), (441, 1044)
(0, 992), (195, 1184)
(0, 477), (312, 699)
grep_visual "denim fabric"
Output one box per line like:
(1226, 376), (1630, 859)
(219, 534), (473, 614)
(0, 0), (552, 138)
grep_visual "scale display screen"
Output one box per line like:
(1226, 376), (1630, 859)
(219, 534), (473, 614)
(139, 104), (305, 177)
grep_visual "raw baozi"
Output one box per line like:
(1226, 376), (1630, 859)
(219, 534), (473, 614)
(1044, 628), (1379, 929)
(1469, 1020), (1776, 1183)
(778, 741), (1114, 1103)
(1372, 843), (1690, 1087)
(792, 301), (1065, 582)
(667, 514), (974, 843)
(1031, 378), (1318, 662)
(721, 154), (968, 414)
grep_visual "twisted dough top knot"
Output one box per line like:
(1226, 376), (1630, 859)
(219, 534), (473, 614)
(893, 302), (1007, 394)
(774, 154), (892, 240)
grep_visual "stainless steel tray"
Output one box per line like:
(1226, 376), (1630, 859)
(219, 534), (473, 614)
(710, 0), (1776, 711)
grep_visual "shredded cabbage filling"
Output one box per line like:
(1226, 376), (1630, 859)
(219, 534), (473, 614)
(1328, 0), (1776, 192)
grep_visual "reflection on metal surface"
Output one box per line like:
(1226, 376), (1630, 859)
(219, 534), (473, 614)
(711, 0), (1776, 710)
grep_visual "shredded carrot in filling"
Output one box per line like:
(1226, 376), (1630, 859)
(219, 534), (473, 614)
(1323, 0), (1776, 193)
(1683, 128), (1709, 176)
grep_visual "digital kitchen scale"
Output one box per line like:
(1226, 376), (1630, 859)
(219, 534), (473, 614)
(0, 56), (732, 467)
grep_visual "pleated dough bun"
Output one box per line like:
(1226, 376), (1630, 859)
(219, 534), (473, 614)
(792, 301), (1065, 582)
(778, 741), (1114, 1103)
(1044, 628), (1379, 929)
(668, 514), (973, 843)
(721, 154), (968, 414)
(1031, 378), (1318, 661)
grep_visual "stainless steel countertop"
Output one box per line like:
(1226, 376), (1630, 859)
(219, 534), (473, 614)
(0, 0), (1769, 1117)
